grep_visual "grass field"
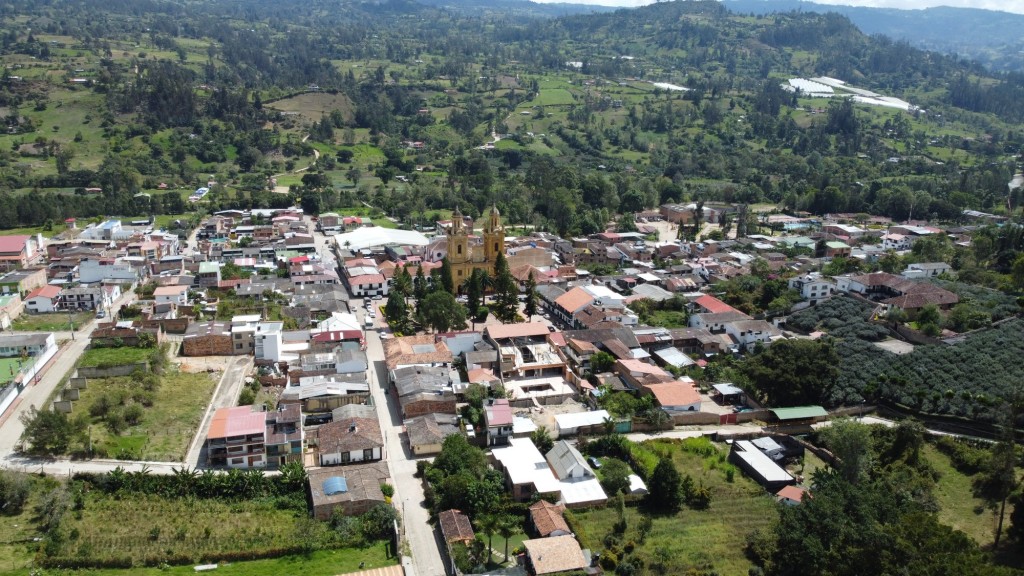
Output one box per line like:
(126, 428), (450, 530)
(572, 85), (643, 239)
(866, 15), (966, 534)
(79, 346), (155, 368)
(0, 356), (36, 385)
(573, 439), (778, 575)
(77, 368), (218, 461)
(12, 311), (91, 332)
(923, 444), (998, 546)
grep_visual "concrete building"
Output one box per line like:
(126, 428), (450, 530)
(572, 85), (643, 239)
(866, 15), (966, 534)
(308, 462), (391, 520)
(205, 406), (267, 469)
(316, 416), (384, 466)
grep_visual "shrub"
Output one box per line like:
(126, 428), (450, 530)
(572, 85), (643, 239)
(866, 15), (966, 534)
(600, 550), (619, 570)
(0, 470), (31, 514)
(380, 483), (394, 498)
(238, 388), (256, 406)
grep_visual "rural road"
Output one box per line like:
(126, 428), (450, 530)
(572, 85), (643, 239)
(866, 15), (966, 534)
(184, 355), (255, 468)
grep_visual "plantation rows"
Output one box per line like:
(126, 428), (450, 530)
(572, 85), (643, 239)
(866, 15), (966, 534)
(787, 297), (1024, 422)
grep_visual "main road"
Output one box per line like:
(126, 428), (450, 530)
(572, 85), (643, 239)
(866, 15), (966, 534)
(308, 215), (444, 576)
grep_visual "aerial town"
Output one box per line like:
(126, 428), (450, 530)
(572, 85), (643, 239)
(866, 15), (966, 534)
(0, 194), (1020, 576)
(1, 0), (1024, 574)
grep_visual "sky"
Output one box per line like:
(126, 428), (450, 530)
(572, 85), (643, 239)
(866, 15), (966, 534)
(528, 0), (1024, 16)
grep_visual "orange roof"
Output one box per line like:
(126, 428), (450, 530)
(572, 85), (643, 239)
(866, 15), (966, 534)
(153, 285), (188, 296)
(207, 406), (266, 440)
(694, 294), (738, 315)
(25, 285), (61, 300)
(776, 485), (807, 503)
(616, 358), (669, 376)
(486, 322), (550, 340)
(554, 286), (593, 313)
(644, 380), (702, 407)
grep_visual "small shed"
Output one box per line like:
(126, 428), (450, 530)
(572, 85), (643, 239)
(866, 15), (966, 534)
(770, 406), (828, 425)
(711, 382), (745, 405)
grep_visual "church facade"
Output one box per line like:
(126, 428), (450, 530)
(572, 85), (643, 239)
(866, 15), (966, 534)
(447, 205), (505, 285)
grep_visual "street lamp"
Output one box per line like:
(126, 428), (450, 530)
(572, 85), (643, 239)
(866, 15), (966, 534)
(67, 309), (75, 340)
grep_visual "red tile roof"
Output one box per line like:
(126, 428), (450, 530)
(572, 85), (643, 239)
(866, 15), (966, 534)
(0, 235), (30, 255)
(26, 285), (61, 300)
(694, 294), (737, 314)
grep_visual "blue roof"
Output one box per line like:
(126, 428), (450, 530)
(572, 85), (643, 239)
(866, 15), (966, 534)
(323, 476), (348, 496)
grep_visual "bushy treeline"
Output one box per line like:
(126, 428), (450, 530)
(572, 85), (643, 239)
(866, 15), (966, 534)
(74, 462), (308, 502)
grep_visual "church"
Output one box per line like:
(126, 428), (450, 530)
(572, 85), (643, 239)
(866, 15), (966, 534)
(446, 204), (506, 284)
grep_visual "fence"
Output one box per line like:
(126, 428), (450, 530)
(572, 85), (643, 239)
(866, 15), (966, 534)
(78, 363), (149, 378)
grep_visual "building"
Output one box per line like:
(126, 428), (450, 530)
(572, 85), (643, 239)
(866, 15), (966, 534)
(153, 285), (189, 306)
(404, 413), (460, 456)
(197, 261), (222, 287)
(554, 410), (611, 437)
(308, 462), (391, 520)
(78, 258), (141, 284)
(0, 268), (47, 296)
(642, 380), (702, 412)
(729, 440), (794, 491)
(316, 416), (384, 466)
(438, 509), (476, 545)
(446, 205), (506, 286)
(205, 406), (267, 469)
(523, 536), (588, 576)
(23, 285), (61, 314)
(391, 365), (458, 418)
(491, 437), (606, 507)
(485, 323), (566, 380)
(0, 332), (56, 358)
(383, 335), (453, 375)
(59, 285), (118, 312)
(182, 321), (234, 356)
(788, 273), (835, 304)
(0, 234), (43, 271)
(528, 500), (571, 537)
(265, 404), (303, 468)
(724, 319), (782, 351)
(484, 398), (513, 447)
(902, 262), (952, 278)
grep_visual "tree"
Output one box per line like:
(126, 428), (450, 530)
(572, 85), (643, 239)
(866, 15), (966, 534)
(741, 339), (838, 406)
(463, 269), (485, 325)
(418, 290), (466, 333)
(819, 418), (872, 484)
(600, 457), (632, 496)
(393, 266), (413, 299)
(590, 351), (615, 374)
(973, 440), (1020, 549)
(530, 426), (554, 454)
(385, 290), (412, 334)
(523, 271), (538, 320)
(478, 513), (499, 565)
(413, 264), (428, 302)
(498, 514), (521, 561)
(361, 503), (399, 540)
(1013, 253), (1024, 290)
(491, 253), (519, 323)
(438, 257), (455, 295)
(645, 457), (682, 514)
(19, 406), (83, 455)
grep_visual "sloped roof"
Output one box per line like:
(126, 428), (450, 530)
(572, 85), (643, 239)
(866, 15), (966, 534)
(438, 509), (475, 543)
(317, 417), (382, 454)
(486, 322), (550, 340)
(0, 235), (30, 254)
(644, 380), (702, 408)
(529, 500), (569, 537)
(524, 536), (587, 575)
(383, 335), (452, 370)
(694, 294), (736, 314)
(207, 406), (265, 440)
(545, 440), (592, 480)
(554, 286), (593, 314)
(25, 285), (61, 300)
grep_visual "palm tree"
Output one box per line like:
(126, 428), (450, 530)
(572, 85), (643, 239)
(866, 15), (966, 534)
(498, 514), (521, 562)
(478, 513), (500, 566)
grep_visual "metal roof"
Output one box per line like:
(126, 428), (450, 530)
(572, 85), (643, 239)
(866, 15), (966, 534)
(712, 383), (744, 396)
(770, 406), (827, 421)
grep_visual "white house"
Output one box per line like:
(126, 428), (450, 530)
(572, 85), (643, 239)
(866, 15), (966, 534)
(902, 262), (952, 279)
(724, 319), (781, 351)
(787, 273), (835, 304)
(153, 285), (189, 306)
(882, 233), (911, 251)
(23, 285), (61, 313)
(316, 417), (384, 466)
(78, 257), (141, 284)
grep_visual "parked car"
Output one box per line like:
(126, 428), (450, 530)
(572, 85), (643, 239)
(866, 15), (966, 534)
(587, 456), (602, 469)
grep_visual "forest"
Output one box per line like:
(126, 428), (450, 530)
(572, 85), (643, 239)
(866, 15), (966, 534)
(0, 0), (1021, 238)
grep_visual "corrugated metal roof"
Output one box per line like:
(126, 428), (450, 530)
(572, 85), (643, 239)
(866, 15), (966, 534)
(770, 406), (827, 421)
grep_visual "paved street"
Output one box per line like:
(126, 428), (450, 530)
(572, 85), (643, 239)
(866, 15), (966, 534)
(0, 289), (137, 459)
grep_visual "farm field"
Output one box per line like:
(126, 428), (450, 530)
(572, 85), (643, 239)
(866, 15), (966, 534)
(572, 438), (778, 575)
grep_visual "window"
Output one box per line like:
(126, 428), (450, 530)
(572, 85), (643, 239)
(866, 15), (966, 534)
(363, 448), (374, 460)
(341, 452), (351, 463)
(457, 245), (462, 255)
